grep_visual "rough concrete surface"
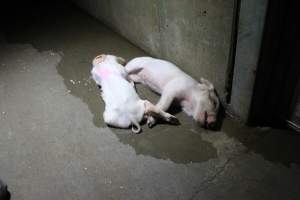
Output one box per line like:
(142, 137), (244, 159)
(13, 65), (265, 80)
(1, 2), (300, 200)
(72, 0), (234, 101)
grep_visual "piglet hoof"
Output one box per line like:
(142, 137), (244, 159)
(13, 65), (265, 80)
(148, 122), (155, 128)
(147, 117), (156, 128)
(167, 115), (180, 125)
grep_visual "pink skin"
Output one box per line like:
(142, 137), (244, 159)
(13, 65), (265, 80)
(95, 68), (113, 79)
(125, 57), (220, 128)
(198, 112), (216, 125)
(207, 116), (216, 124)
(91, 54), (179, 133)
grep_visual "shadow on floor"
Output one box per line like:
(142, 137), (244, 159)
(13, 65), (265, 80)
(0, 179), (11, 200)
(222, 117), (300, 167)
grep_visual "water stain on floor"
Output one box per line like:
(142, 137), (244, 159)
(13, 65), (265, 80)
(4, 2), (218, 164)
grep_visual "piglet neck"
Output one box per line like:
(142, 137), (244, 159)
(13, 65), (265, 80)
(181, 96), (194, 117)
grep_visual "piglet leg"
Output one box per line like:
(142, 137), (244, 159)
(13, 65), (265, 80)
(143, 100), (179, 127)
(156, 82), (180, 111)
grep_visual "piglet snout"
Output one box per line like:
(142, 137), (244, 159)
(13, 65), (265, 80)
(203, 112), (217, 129)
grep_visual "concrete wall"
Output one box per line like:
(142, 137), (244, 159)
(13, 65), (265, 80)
(230, 0), (268, 120)
(72, 0), (235, 101)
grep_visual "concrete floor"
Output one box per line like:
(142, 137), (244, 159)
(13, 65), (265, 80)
(1, 3), (300, 200)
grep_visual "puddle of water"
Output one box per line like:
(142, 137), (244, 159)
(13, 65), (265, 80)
(114, 84), (217, 163)
(4, 2), (217, 164)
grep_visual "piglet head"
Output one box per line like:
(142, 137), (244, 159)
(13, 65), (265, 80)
(194, 78), (220, 129)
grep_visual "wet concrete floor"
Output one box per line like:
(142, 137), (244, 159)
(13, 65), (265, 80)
(1, 2), (300, 200)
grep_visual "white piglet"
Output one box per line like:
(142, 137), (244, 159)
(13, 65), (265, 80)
(91, 54), (178, 133)
(125, 57), (220, 129)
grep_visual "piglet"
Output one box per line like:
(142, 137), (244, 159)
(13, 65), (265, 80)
(91, 55), (179, 133)
(125, 57), (220, 129)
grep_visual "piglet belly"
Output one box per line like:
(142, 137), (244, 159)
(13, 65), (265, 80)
(139, 70), (166, 94)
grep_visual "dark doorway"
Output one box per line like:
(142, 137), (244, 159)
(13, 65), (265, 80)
(249, 0), (300, 131)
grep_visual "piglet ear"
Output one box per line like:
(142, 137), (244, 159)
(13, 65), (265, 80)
(200, 78), (214, 91)
(116, 57), (126, 65)
(92, 59), (100, 66)
(93, 54), (106, 65)
(198, 83), (208, 91)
